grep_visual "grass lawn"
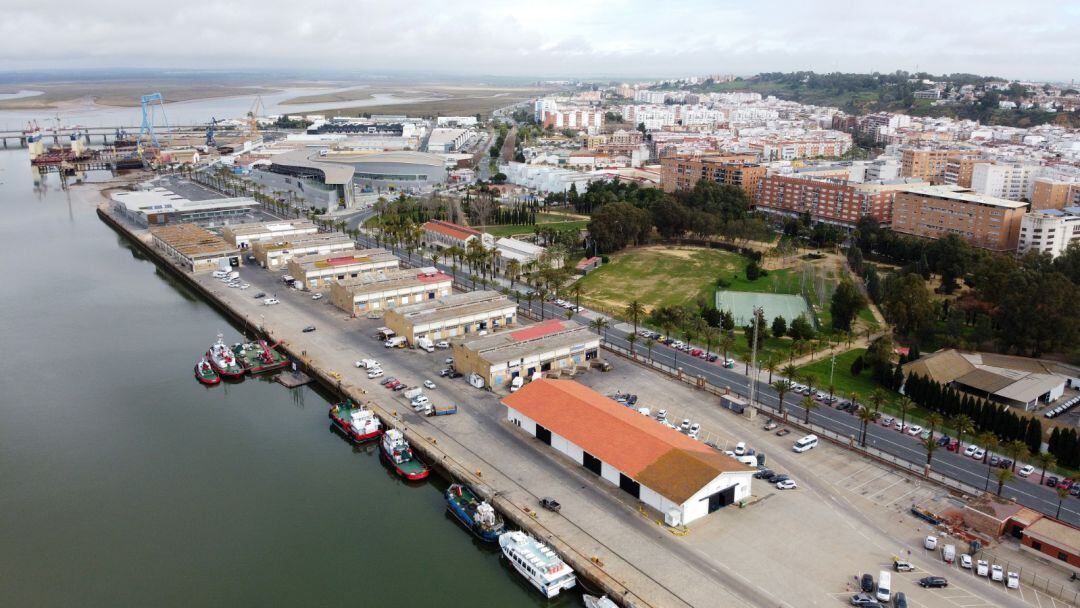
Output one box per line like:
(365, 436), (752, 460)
(477, 212), (589, 238)
(576, 245), (744, 313)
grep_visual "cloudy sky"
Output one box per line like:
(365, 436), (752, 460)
(2, 0), (1078, 81)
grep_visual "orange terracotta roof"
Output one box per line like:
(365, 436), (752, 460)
(502, 379), (751, 503)
(510, 319), (566, 341)
(423, 219), (481, 241)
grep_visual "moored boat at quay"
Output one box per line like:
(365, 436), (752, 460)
(232, 339), (289, 374)
(445, 483), (506, 542)
(207, 335), (245, 378)
(328, 400), (384, 443)
(379, 429), (429, 481)
(194, 358), (220, 385)
(499, 530), (576, 598)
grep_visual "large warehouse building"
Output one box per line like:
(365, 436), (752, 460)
(150, 223), (241, 273)
(383, 291), (517, 345)
(329, 268), (453, 317)
(250, 233), (355, 270)
(503, 379), (754, 525)
(451, 319), (599, 389)
(268, 149), (448, 195)
(287, 248), (399, 291)
(222, 220), (318, 249)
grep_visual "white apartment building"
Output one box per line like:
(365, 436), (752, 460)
(1018, 207), (1080, 258)
(972, 163), (1043, 201)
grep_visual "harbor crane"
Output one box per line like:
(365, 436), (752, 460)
(246, 95), (265, 138)
(206, 117), (220, 147)
(137, 91), (169, 156)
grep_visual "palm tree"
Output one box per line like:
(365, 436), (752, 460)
(506, 259), (521, 286)
(1033, 451), (1057, 486)
(682, 328), (695, 353)
(589, 317), (609, 338)
(995, 468), (1014, 496)
(950, 414), (975, 456)
(430, 250), (442, 268)
(1003, 440), (1030, 473)
(1057, 485), (1071, 518)
(701, 326), (717, 359)
(802, 373), (817, 396)
(922, 435), (938, 469)
(626, 332), (638, 356)
(857, 406), (876, 447)
(524, 290), (535, 315)
(976, 431), (1000, 491)
(782, 364), (799, 385)
(926, 412), (943, 442)
(827, 384), (836, 405)
(896, 397), (914, 441)
(801, 395), (817, 425)
(625, 300), (645, 335)
(564, 308), (574, 321)
(569, 282), (583, 312)
(868, 388), (888, 413)
(644, 338), (655, 361)
(764, 356), (778, 384)
(719, 332), (735, 361)
(772, 379), (793, 419)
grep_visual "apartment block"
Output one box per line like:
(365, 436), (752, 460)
(971, 163), (1042, 201)
(1018, 207), (1080, 258)
(900, 149), (978, 184)
(944, 156), (990, 188)
(892, 185), (1028, 251)
(751, 137), (852, 161)
(1031, 178), (1080, 211)
(660, 155), (765, 199)
(754, 174), (920, 228)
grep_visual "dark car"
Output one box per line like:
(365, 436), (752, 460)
(438, 368), (451, 377)
(627, 395), (638, 406)
(1070, 485), (1080, 497)
(707, 354), (719, 362)
(754, 469), (775, 479)
(937, 435), (951, 446)
(447, 370), (463, 379)
(392, 383), (407, 391)
(768, 473), (790, 484)
(302, 325), (316, 332)
(253, 292), (266, 299)
(989, 455), (1000, 467)
(849, 594), (879, 606)
(918, 576), (948, 588)
(860, 573), (875, 593)
(1047, 476), (1059, 488)
(894, 592), (907, 608)
(379, 377), (396, 386)
(998, 459), (1013, 469)
(539, 497), (561, 512)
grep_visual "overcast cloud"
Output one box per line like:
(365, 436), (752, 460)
(2, 0), (1078, 81)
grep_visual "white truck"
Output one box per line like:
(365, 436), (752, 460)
(355, 358), (379, 369)
(416, 337), (435, 353)
(384, 336), (407, 348)
(403, 387), (424, 400)
(942, 544), (956, 564)
(468, 372), (486, 389)
(510, 376), (524, 392)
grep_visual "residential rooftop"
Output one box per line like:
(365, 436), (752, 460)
(900, 185), (1029, 209)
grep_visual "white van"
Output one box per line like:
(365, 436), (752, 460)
(876, 571), (891, 603)
(792, 434), (818, 453)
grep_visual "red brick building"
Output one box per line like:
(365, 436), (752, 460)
(754, 174), (917, 228)
(1021, 518), (1080, 574)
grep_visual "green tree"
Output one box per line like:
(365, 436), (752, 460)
(772, 379), (793, 419)
(882, 273), (935, 337)
(830, 280), (866, 332)
(950, 414), (974, 456)
(801, 396), (817, 424)
(995, 468), (1014, 496)
(1003, 440), (1030, 473)
(771, 316), (787, 338)
(857, 406), (876, 447)
(626, 332), (638, 356)
(625, 300), (646, 334)
(922, 435), (938, 468)
(896, 396), (914, 440)
(1033, 451), (1056, 486)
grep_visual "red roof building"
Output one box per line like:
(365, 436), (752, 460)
(421, 219), (494, 250)
(502, 379), (754, 525)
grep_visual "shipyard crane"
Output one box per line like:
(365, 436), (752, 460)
(246, 95), (265, 138)
(206, 117), (220, 147)
(137, 91), (169, 156)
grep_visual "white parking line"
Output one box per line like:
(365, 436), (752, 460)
(846, 470), (894, 492)
(884, 486), (922, 506)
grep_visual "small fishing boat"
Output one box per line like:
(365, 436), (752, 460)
(379, 429), (429, 481)
(583, 595), (619, 608)
(499, 530), (576, 598)
(328, 400), (384, 443)
(445, 483), (505, 542)
(194, 358), (220, 385)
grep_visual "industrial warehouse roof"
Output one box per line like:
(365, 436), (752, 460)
(423, 219), (483, 240)
(322, 150), (446, 166)
(503, 379), (752, 504)
(291, 248), (397, 270)
(150, 223), (238, 257)
(906, 349), (1071, 406)
(251, 233), (354, 252)
(459, 320), (597, 364)
(111, 189), (255, 213)
(335, 268), (452, 295)
(223, 220), (317, 237)
(391, 291), (512, 323)
(902, 350), (976, 384)
(268, 149), (355, 185)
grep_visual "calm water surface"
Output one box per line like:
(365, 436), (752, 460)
(0, 149), (572, 607)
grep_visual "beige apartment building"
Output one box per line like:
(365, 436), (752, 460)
(754, 174), (921, 227)
(944, 156), (991, 188)
(660, 154), (765, 200)
(1031, 178), (1080, 211)
(892, 185), (1028, 251)
(901, 149), (979, 184)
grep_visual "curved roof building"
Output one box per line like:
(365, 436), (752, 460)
(269, 149), (447, 194)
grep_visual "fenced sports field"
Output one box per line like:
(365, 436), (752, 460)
(715, 290), (813, 327)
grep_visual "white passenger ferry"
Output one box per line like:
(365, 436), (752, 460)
(498, 530), (576, 598)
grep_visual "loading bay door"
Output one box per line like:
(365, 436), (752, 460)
(706, 485), (737, 513)
(582, 452), (602, 476)
(535, 425), (552, 446)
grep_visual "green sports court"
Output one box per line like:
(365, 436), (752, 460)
(715, 290), (814, 327)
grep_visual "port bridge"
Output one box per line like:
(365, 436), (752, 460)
(0, 125), (256, 148)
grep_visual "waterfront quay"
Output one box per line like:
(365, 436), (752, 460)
(96, 203), (754, 608)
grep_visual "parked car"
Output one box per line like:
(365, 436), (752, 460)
(775, 429), (790, 437)
(302, 325), (316, 332)
(754, 469), (774, 479)
(367, 369), (384, 379)
(1047, 476), (1059, 488)
(1006, 572), (1019, 589)
(688, 423), (701, 438)
(392, 384), (406, 392)
(849, 593), (878, 606)
(881, 416), (895, 426)
(1071, 485), (1080, 497)
(976, 560), (989, 577)
(924, 535), (938, 550)
(423, 380), (436, 389)
(998, 459), (1013, 470)
(960, 554), (972, 569)
(263, 298), (280, 306)
(989, 455), (1000, 467)
(894, 592), (907, 608)
(947, 440), (960, 452)
(444, 357), (454, 365)
(734, 442), (747, 455)
(936, 434), (951, 446)
(253, 292), (266, 299)
(964, 445), (979, 457)
(990, 565), (1004, 582)
(311, 293), (323, 300)
(539, 497), (561, 512)
(860, 573), (875, 593)
(906, 425), (923, 436)
(447, 370), (463, 379)
(435, 341), (449, 349)
(918, 576), (948, 588)
(655, 409), (668, 422)
(973, 448), (986, 460)
(680, 419), (691, 432)
(379, 377), (396, 386)
(893, 559), (914, 572)
(439, 368), (451, 377)
(1061, 478), (1074, 490)
(763, 420), (778, 431)
(776, 479), (798, 490)
(768, 474), (790, 484)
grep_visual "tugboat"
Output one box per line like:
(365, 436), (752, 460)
(499, 530), (576, 598)
(379, 429), (429, 481)
(193, 358), (220, 385)
(329, 400), (384, 443)
(232, 339), (290, 374)
(445, 483), (506, 542)
(207, 334), (245, 379)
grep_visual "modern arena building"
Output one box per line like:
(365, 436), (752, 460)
(266, 149), (448, 199)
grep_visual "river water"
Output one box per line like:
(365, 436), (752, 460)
(0, 149), (570, 606)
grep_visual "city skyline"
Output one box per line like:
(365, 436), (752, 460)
(1, 0), (1078, 81)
